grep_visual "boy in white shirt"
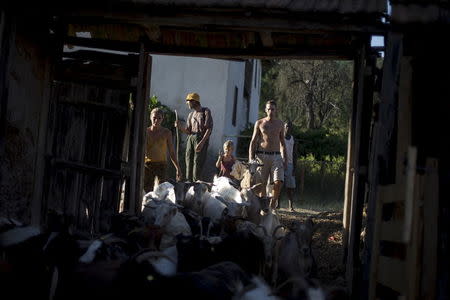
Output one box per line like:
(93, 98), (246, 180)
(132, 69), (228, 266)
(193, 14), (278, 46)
(283, 121), (298, 211)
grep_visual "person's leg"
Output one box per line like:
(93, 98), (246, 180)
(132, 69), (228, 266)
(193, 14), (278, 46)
(144, 164), (154, 193)
(154, 162), (168, 183)
(253, 154), (271, 197)
(271, 155), (285, 209)
(185, 135), (194, 181)
(285, 163), (296, 211)
(144, 162), (160, 193)
(193, 136), (208, 181)
(287, 188), (295, 211)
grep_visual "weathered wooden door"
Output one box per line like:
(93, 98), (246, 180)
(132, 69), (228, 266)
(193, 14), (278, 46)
(43, 47), (145, 234)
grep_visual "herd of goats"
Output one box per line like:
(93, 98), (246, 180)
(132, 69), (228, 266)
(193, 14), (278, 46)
(0, 162), (346, 300)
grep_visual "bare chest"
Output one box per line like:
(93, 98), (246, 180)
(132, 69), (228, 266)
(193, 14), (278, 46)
(147, 129), (166, 141)
(260, 121), (281, 137)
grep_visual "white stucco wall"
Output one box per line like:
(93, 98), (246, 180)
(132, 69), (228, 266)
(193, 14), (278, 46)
(249, 59), (261, 124)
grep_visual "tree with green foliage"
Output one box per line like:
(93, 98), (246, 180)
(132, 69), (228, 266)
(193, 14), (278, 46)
(262, 60), (352, 131)
(260, 59), (353, 159)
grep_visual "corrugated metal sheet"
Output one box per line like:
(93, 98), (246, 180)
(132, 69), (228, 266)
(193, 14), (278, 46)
(126, 0), (387, 14)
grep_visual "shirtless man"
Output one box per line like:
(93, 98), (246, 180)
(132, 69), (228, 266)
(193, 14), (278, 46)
(249, 100), (287, 210)
(144, 108), (182, 192)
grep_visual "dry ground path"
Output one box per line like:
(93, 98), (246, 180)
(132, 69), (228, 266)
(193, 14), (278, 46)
(277, 208), (346, 289)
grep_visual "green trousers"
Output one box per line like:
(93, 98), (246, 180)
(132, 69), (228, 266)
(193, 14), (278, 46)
(185, 134), (209, 182)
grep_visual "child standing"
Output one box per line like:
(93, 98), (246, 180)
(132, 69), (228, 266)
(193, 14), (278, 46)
(216, 140), (236, 179)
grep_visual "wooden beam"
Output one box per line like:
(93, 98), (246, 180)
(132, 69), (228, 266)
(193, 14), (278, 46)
(259, 31), (274, 47)
(59, 8), (387, 34)
(128, 43), (151, 215)
(64, 36), (140, 53)
(346, 44), (376, 299)
(144, 42), (356, 60)
(135, 52), (151, 214)
(364, 33), (404, 300)
(62, 49), (139, 66)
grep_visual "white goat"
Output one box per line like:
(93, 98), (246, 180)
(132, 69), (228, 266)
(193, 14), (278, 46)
(141, 200), (191, 250)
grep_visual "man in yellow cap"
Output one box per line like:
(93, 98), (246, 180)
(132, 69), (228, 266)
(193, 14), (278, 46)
(175, 92), (213, 181)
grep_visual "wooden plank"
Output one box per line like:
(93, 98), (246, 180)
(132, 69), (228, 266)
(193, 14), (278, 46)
(377, 33), (403, 185)
(58, 99), (128, 114)
(377, 256), (406, 294)
(345, 42), (366, 294)
(368, 184), (388, 300)
(406, 173), (423, 300)
(346, 41), (376, 298)
(420, 158), (438, 299)
(64, 36), (140, 53)
(128, 43), (151, 215)
(372, 182), (400, 204)
(31, 56), (53, 226)
(50, 158), (122, 178)
(380, 220), (404, 243)
(61, 9), (387, 34)
(135, 53), (152, 214)
(62, 49), (139, 65)
(0, 11), (12, 185)
(342, 114), (354, 235)
(403, 146), (417, 243)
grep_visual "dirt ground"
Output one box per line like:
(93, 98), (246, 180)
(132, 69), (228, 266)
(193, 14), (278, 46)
(278, 208), (347, 290)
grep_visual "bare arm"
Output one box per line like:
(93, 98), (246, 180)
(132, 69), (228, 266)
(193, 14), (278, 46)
(176, 121), (191, 134)
(279, 123), (287, 165)
(249, 121), (261, 161)
(216, 154), (222, 169)
(199, 128), (211, 145)
(175, 112), (191, 135)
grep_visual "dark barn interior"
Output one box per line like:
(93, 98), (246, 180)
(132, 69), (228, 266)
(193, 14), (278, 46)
(1, 1), (449, 299)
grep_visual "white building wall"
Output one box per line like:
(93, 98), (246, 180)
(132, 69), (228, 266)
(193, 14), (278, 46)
(222, 60), (245, 152)
(249, 59), (262, 124)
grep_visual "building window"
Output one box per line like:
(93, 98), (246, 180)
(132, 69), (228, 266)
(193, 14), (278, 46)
(254, 60), (258, 88)
(244, 60), (253, 99)
(232, 86), (238, 127)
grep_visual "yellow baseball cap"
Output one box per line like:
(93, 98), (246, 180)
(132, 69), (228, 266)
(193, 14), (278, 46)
(186, 93), (200, 102)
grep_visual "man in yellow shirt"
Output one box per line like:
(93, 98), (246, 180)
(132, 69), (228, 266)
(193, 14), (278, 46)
(144, 108), (182, 192)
